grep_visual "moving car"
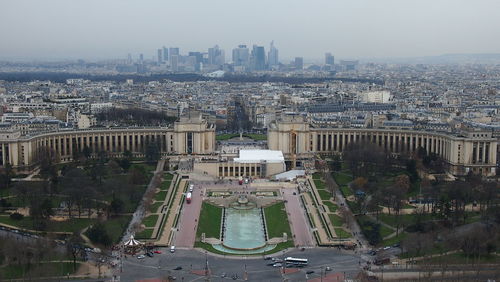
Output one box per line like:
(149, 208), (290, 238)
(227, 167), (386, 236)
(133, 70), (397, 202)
(137, 255), (145, 259)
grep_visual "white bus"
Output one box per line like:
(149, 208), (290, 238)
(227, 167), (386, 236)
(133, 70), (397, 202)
(284, 257), (308, 266)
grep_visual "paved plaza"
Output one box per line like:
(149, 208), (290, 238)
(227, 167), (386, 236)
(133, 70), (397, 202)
(173, 183), (204, 248)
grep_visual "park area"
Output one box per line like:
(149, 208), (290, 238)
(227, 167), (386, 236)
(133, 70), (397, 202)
(0, 157), (156, 247)
(135, 173), (179, 240)
(327, 142), (500, 262)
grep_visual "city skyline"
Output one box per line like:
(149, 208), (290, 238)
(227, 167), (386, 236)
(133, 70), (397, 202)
(1, 0), (500, 61)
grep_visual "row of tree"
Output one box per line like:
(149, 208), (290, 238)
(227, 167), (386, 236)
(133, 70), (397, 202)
(96, 108), (177, 127)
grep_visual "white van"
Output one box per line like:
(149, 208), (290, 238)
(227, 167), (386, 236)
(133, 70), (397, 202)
(189, 185), (194, 192)
(170, 246), (176, 253)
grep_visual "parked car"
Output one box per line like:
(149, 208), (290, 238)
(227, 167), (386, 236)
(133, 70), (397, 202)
(306, 270), (314, 274)
(154, 250), (162, 254)
(174, 266), (182, 270)
(137, 255), (145, 259)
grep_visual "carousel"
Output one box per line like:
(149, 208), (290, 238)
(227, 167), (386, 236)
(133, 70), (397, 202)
(123, 235), (144, 254)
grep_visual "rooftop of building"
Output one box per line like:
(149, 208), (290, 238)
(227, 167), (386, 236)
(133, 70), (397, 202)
(234, 149), (284, 163)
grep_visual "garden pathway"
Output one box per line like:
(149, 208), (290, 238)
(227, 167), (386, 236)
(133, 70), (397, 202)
(122, 159), (164, 242)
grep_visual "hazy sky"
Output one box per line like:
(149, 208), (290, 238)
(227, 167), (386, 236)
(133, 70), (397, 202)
(1, 0), (499, 61)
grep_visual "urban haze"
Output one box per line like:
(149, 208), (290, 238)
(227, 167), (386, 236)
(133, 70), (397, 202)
(1, 0), (500, 61)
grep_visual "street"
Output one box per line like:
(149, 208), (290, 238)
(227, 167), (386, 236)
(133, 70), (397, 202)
(116, 248), (361, 281)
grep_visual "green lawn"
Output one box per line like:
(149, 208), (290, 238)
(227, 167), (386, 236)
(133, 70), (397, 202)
(135, 228), (154, 239)
(0, 188), (13, 198)
(313, 179), (326, 190)
(164, 173), (174, 181)
(264, 202), (292, 238)
(0, 262), (82, 279)
(380, 232), (407, 247)
(216, 134), (239, 141)
(142, 214), (159, 228)
(377, 213), (438, 228)
(102, 215), (132, 243)
(332, 172), (352, 186)
(154, 191), (167, 201)
(317, 189), (332, 201)
(0, 216), (95, 233)
(149, 201), (163, 213)
(196, 202), (222, 239)
(380, 224), (395, 238)
(312, 173), (322, 180)
(160, 180), (171, 190)
(334, 228), (351, 238)
(418, 252), (500, 264)
(122, 184), (148, 213)
(340, 185), (353, 197)
(328, 214), (343, 227)
(403, 203), (415, 209)
(406, 179), (421, 198)
(323, 201), (338, 212)
(244, 134), (267, 141)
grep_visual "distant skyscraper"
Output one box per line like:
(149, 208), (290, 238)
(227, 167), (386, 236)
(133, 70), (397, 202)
(340, 60), (358, 71)
(325, 53), (334, 65)
(168, 47), (179, 64)
(208, 45), (225, 66)
(188, 51), (203, 71)
(157, 49), (163, 63)
(294, 57), (303, 70)
(268, 41), (279, 67)
(127, 53), (132, 64)
(232, 45), (249, 66)
(139, 53), (144, 63)
(163, 47), (168, 62)
(251, 45), (266, 71)
(170, 55), (179, 71)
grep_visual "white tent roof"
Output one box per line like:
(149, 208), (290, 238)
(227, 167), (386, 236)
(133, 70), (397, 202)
(273, 170), (306, 181)
(124, 235), (143, 246)
(234, 149), (284, 163)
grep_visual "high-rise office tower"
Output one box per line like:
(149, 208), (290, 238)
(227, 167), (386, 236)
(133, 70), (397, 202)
(163, 47), (168, 62)
(170, 55), (179, 71)
(169, 47), (179, 66)
(208, 45), (225, 66)
(157, 49), (163, 63)
(251, 45), (266, 71)
(232, 45), (249, 66)
(268, 41), (279, 67)
(294, 57), (303, 70)
(139, 53), (144, 63)
(325, 52), (334, 65)
(188, 52), (203, 71)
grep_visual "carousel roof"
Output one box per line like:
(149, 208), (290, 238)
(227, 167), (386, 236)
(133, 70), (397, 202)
(124, 235), (143, 246)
